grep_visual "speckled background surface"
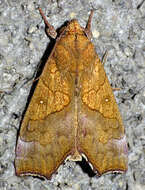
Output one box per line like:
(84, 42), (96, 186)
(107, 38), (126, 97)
(0, 0), (145, 190)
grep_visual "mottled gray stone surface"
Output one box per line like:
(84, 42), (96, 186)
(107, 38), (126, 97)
(0, 0), (145, 190)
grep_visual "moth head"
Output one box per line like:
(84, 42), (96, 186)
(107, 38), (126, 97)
(65, 19), (84, 35)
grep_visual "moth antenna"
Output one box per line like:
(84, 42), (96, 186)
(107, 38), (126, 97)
(85, 10), (94, 39)
(39, 8), (57, 39)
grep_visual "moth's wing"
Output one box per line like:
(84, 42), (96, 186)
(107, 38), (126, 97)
(15, 56), (75, 179)
(78, 55), (128, 175)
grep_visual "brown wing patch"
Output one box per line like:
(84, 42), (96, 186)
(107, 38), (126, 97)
(78, 55), (128, 175)
(15, 54), (75, 179)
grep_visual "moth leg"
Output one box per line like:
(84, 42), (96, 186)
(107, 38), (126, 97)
(84, 10), (94, 39)
(39, 8), (57, 39)
(112, 88), (121, 91)
(102, 50), (108, 65)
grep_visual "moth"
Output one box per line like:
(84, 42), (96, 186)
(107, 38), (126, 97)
(15, 8), (128, 179)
